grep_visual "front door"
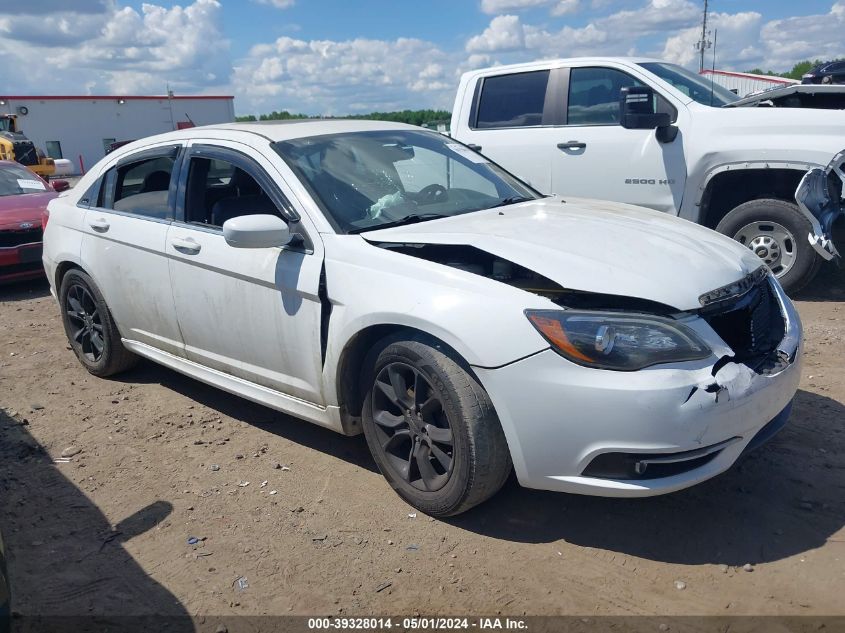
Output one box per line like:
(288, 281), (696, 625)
(455, 68), (558, 193)
(550, 66), (687, 214)
(80, 143), (185, 357)
(166, 141), (326, 404)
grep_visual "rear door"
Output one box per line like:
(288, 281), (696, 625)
(79, 144), (185, 356)
(453, 69), (561, 193)
(166, 140), (326, 404)
(549, 65), (687, 214)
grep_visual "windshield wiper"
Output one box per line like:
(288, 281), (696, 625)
(487, 196), (532, 209)
(348, 213), (451, 234)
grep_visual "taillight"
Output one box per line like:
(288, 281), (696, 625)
(41, 207), (50, 229)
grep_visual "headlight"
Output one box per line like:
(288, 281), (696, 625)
(526, 310), (712, 371)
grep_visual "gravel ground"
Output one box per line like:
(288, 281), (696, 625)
(1, 262), (843, 618)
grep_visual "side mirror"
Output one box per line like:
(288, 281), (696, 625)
(51, 179), (70, 192)
(620, 86), (671, 130)
(222, 214), (291, 249)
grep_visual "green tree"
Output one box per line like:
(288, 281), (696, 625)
(745, 59), (843, 80)
(782, 60), (822, 80)
(234, 109), (451, 126)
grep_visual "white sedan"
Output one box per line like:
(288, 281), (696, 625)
(43, 121), (802, 516)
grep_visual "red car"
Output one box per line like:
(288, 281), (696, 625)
(0, 160), (68, 284)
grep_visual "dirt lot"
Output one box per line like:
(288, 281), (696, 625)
(1, 264), (844, 619)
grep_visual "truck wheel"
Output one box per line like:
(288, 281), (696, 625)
(716, 198), (821, 295)
(361, 336), (512, 517)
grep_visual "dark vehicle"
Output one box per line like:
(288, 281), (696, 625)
(802, 60), (845, 84)
(105, 140), (135, 155)
(727, 84), (845, 110)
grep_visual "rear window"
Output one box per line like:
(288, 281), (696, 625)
(475, 70), (550, 129)
(99, 155), (175, 218)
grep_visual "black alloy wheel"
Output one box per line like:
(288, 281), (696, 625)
(371, 362), (454, 491)
(361, 336), (512, 517)
(64, 283), (105, 362)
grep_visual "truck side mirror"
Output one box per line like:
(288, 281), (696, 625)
(620, 86), (671, 130)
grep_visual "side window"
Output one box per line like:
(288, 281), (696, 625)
(568, 67), (674, 126)
(476, 70), (550, 129)
(104, 155), (175, 218)
(184, 156), (283, 228)
(567, 67), (642, 125)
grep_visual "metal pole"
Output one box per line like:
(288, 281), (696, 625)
(167, 84), (176, 131)
(699, 0), (709, 73)
(710, 29), (718, 105)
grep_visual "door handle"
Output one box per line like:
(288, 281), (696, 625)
(170, 237), (201, 254)
(88, 218), (110, 232)
(557, 141), (587, 150)
(467, 144), (483, 152)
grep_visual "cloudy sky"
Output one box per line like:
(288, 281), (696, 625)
(1, 0), (844, 115)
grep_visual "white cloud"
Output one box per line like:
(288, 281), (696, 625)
(466, 15), (525, 53)
(480, 0), (580, 16)
(3, 0), (845, 117)
(551, 1), (580, 17)
(464, 0), (845, 77)
(759, 1), (845, 69)
(480, 0), (553, 14)
(596, 0), (700, 38)
(661, 11), (763, 68)
(0, 0), (230, 95)
(233, 35), (456, 114)
(252, 0), (295, 8)
(660, 2), (845, 72)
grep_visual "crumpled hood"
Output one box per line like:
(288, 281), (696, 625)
(364, 197), (764, 311)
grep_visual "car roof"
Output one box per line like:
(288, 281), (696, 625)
(131, 119), (424, 147)
(463, 56), (663, 77)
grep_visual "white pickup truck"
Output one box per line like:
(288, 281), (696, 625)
(451, 57), (845, 294)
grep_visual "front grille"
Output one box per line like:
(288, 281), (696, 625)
(0, 228), (42, 248)
(0, 261), (42, 276)
(13, 141), (38, 166)
(701, 278), (785, 364)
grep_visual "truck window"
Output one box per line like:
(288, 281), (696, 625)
(475, 70), (550, 129)
(567, 67), (645, 126)
(568, 67), (676, 125)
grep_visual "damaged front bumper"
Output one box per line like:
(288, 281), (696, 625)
(474, 279), (802, 497)
(795, 149), (845, 261)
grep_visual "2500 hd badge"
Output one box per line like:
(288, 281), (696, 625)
(625, 178), (676, 185)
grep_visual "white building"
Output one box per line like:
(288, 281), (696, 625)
(699, 70), (799, 98)
(0, 94), (235, 175)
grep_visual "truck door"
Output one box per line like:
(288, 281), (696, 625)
(550, 66), (687, 215)
(452, 69), (558, 193)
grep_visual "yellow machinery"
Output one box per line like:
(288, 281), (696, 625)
(0, 114), (55, 178)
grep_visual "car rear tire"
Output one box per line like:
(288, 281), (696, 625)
(361, 336), (511, 517)
(716, 198), (822, 295)
(59, 269), (137, 377)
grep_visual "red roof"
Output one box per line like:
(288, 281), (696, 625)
(0, 95), (234, 101)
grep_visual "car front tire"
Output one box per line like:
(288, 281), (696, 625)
(717, 198), (822, 295)
(361, 336), (512, 517)
(59, 269), (138, 377)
